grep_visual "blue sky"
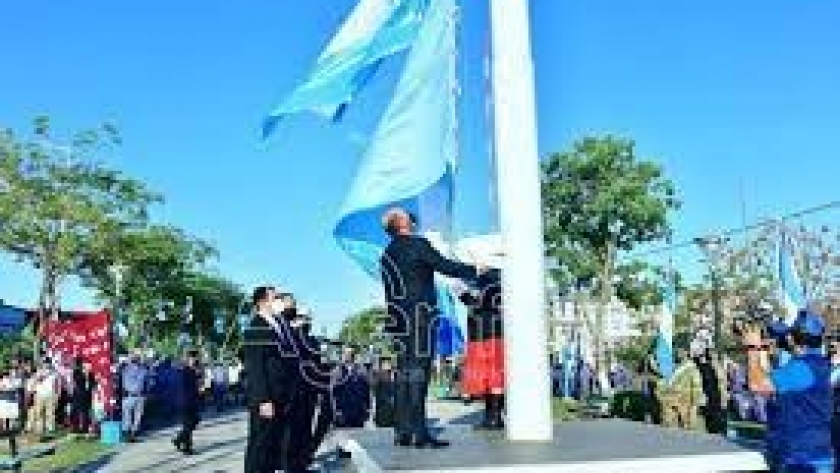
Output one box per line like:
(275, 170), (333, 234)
(2, 0), (839, 335)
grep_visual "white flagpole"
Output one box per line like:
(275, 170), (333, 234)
(489, 0), (553, 441)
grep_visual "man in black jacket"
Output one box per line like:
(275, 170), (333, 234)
(243, 286), (298, 473)
(380, 207), (484, 448)
(279, 298), (327, 472)
(173, 350), (200, 455)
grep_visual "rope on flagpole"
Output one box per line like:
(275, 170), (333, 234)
(444, 1), (460, 252)
(484, 23), (500, 235)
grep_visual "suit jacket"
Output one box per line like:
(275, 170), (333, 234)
(179, 365), (201, 410)
(295, 329), (332, 395)
(380, 234), (477, 335)
(242, 314), (298, 408)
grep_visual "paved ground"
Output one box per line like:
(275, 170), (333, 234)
(347, 420), (767, 472)
(90, 400), (480, 473)
(95, 410), (251, 473)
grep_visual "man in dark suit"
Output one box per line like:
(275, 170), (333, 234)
(243, 286), (298, 473)
(173, 350), (200, 455)
(278, 297), (327, 472)
(380, 207), (484, 449)
(333, 348), (371, 429)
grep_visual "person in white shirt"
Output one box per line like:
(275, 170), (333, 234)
(228, 360), (244, 406)
(27, 360), (60, 438)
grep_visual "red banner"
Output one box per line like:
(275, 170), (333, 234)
(43, 310), (115, 417)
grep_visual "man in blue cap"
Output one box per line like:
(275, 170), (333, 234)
(763, 319), (792, 467)
(744, 310), (834, 472)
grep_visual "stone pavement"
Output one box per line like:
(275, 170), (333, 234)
(95, 410), (250, 473)
(91, 401), (480, 473)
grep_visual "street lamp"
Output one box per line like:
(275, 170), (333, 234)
(106, 263), (126, 422)
(694, 236), (727, 350)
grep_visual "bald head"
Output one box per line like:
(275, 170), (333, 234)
(382, 207), (413, 236)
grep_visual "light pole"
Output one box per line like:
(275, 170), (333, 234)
(107, 263), (126, 422)
(694, 236), (726, 350)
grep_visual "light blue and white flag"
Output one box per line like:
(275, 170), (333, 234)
(655, 276), (676, 380)
(262, 0), (430, 138)
(333, 0), (463, 353)
(434, 281), (465, 356)
(562, 340), (575, 398)
(333, 0), (458, 277)
(778, 231), (806, 325)
(214, 311), (225, 336)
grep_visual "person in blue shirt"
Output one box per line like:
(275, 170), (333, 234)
(828, 341), (840, 469)
(744, 310), (834, 472)
(764, 320), (794, 466)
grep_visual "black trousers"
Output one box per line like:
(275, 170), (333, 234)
(245, 407), (285, 473)
(71, 400), (92, 434)
(174, 406), (200, 450)
(393, 334), (433, 439)
(309, 392), (334, 459)
(701, 402), (725, 434)
(284, 395), (316, 472)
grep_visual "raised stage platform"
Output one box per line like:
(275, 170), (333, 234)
(339, 420), (768, 473)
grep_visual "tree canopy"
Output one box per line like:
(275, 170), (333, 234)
(339, 306), (387, 350)
(1, 117), (244, 357)
(542, 136), (680, 372)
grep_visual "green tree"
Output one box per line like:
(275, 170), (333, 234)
(78, 224), (228, 351)
(0, 118), (159, 352)
(81, 225), (215, 318)
(542, 136), (680, 376)
(339, 306), (387, 350)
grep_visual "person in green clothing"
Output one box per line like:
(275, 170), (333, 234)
(661, 344), (704, 430)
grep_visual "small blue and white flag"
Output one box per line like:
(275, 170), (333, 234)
(262, 0), (430, 138)
(214, 311), (225, 336)
(562, 340), (575, 398)
(238, 312), (252, 335)
(655, 276), (676, 380)
(434, 279), (465, 356)
(778, 231), (806, 325)
(184, 297), (194, 325)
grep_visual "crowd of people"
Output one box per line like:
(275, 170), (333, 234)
(0, 356), (106, 441)
(239, 207), (492, 472)
(0, 349), (248, 448)
(10, 203), (839, 473)
(241, 287), (389, 473)
(542, 308), (840, 472)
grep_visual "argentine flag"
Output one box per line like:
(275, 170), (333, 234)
(262, 0), (430, 138)
(655, 277), (676, 380)
(778, 231), (807, 325)
(333, 0), (463, 353)
(333, 0), (458, 277)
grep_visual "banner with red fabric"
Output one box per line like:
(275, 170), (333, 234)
(43, 310), (115, 417)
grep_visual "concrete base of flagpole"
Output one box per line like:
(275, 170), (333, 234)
(342, 418), (766, 472)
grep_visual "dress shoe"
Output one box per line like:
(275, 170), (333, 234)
(172, 438), (184, 452)
(414, 437), (450, 449)
(394, 435), (412, 447)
